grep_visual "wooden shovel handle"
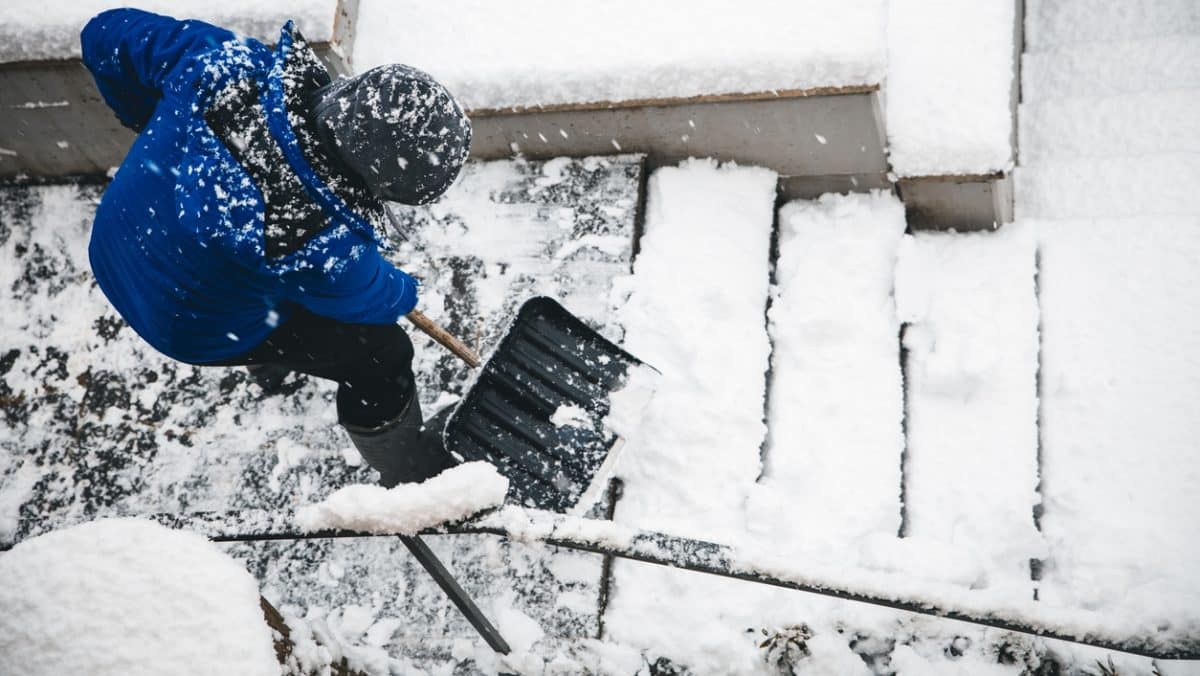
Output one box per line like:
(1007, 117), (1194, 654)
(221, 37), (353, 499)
(406, 310), (482, 368)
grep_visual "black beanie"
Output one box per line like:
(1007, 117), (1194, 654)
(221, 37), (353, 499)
(308, 64), (472, 205)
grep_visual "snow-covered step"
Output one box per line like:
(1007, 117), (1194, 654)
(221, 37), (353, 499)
(1025, 0), (1200, 51)
(894, 224), (1043, 589)
(1021, 36), (1200, 102)
(610, 160), (777, 540)
(1019, 89), (1200, 164)
(1014, 153), (1200, 220)
(885, 0), (1016, 178)
(604, 160), (778, 670)
(1034, 216), (1200, 629)
(754, 192), (906, 550)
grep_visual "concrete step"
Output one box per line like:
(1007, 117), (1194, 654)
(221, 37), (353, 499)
(896, 222), (1043, 586)
(1015, 153), (1200, 220)
(760, 192), (906, 549)
(1019, 89), (1200, 164)
(1025, 0), (1200, 51)
(1021, 36), (1200, 102)
(1034, 215), (1200, 622)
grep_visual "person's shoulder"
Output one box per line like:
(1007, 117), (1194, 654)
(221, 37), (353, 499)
(178, 37), (271, 98)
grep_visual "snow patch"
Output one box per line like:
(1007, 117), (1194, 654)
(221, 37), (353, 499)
(0, 518), (278, 676)
(886, 0), (1015, 176)
(294, 461), (509, 534)
(549, 403), (589, 428)
(0, 1), (339, 62)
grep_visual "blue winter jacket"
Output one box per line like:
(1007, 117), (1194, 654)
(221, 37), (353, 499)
(81, 9), (418, 364)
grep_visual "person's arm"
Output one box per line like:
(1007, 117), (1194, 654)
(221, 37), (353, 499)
(80, 8), (236, 132)
(285, 247), (420, 325)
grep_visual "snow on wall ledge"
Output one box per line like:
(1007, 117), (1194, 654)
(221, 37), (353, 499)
(0, 0), (339, 63)
(352, 0), (886, 111)
(0, 518), (279, 676)
(886, 0), (1016, 177)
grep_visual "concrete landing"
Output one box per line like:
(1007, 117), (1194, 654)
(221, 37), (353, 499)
(0, 154), (644, 667)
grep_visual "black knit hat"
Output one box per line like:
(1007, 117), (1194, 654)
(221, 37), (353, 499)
(308, 64), (471, 205)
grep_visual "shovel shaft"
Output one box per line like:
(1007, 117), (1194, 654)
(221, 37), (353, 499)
(399, 535), (510, 654)
(406, 310), (481, 368)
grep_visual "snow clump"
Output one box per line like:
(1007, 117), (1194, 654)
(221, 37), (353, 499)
(0, 517), (279, 676)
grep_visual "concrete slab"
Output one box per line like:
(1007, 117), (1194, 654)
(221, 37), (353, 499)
(898, 173), (1014, 231)
(471, 87), (888, 177)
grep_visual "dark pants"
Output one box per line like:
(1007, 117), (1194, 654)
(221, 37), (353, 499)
(212, 308), (416, 428)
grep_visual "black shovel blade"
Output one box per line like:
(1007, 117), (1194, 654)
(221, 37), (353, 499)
(443, 297), (652, 513)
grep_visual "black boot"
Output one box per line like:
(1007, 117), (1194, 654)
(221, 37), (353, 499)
(342, 395), (455, 488)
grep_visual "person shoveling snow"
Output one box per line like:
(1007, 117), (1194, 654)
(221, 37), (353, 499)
(81, 8), (471, 487)
(77, 13), (650, 655)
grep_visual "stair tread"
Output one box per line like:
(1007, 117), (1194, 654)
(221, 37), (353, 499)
(1015, 153), (1200, 219)
(1026, 0), (1200, 51)
(1022, 35), (1200, 101)
(1019, 88), (1200, 163)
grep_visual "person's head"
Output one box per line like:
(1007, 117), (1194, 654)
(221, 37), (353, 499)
(309, 64), (471, 205)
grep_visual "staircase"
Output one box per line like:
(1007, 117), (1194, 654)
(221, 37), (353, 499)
(1018, 0), (1200, 639)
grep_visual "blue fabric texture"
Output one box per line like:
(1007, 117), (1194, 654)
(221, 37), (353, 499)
(81, 8), (418, 364)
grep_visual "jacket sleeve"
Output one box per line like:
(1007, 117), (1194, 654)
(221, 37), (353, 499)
(80, 8), (236, 132)
(285, 247), (420, 325)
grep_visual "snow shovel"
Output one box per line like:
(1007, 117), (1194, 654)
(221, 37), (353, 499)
(401, 296), (655, 654)
(407, 296), (655, 513)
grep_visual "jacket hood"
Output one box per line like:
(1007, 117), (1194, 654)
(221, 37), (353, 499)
(307, 63), (473, 205)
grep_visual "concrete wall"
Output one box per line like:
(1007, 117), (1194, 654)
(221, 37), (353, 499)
(0, 0), (1023, 231)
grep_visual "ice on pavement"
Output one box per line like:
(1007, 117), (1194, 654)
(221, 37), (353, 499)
(0, 518), (278, 676)
(295, 461), (509, 534)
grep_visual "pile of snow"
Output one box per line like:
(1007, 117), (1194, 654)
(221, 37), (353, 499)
(885, 0), (1016, 176)
(0, 518), (278, 676)
(0, 0), (338, 63)
(295, 461), (509, 534)
(353, 0), (886, 111)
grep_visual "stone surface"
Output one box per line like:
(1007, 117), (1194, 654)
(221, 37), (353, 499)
(0, 154), (643, 666)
